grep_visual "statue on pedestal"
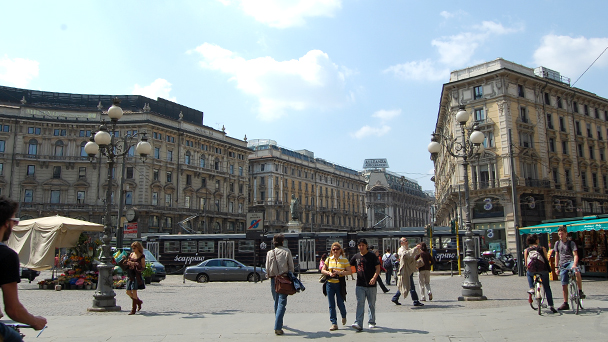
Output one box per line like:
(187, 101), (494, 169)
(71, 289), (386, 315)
(290, 194), (301, 221)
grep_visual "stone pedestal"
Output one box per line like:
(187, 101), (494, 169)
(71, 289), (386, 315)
(286, 220), (303, 233)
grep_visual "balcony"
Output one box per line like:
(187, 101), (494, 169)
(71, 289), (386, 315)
(524, 178), (551, 188)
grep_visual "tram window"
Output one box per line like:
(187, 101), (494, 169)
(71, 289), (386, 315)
(164, 241), (180, 253)
(326, 239), (343, 251)
(198, 241), (214, 253)
(181, 241), (197, 253)
(238, 240), (254, 253)
(366, 238), (379, 250)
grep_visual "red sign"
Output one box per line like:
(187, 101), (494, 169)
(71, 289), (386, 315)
(124, 222), (138, 238)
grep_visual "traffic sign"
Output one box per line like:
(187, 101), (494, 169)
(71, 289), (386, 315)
(247, 213), (264, 230)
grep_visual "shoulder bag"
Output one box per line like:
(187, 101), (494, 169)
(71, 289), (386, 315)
(273, 250), (297, 295)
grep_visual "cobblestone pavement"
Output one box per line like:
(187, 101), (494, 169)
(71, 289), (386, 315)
(19, 270), (608, 316)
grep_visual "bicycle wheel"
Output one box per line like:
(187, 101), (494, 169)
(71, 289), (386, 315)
(536, 282), (543, 315)
(569, 281), (579, 315)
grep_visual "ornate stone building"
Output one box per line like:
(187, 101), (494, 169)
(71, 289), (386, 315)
(0, 86), (250, 236)
(364, 169), (431, 229)
(247, 139), (367, 232)
(433, 58), (608, 253)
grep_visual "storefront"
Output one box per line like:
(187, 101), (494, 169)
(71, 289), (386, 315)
(520, 217), (608, 278)
(472, 197), (506, 253)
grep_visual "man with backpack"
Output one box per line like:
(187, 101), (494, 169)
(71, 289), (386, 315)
(381, 249), (394, 285)
(554, 226), (585, 311)
(524, 234), (557, 313)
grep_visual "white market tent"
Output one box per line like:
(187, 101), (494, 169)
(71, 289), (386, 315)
(7, 215), (104, 271)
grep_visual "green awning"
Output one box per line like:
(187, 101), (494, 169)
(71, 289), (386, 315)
(567, 218), (608, 232)
(518, 220), (586, 235)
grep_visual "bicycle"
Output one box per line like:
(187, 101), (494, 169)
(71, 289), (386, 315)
(567, 268), (584, 314)
(528, 273), (547, 315)
(0, 321), (46, 340)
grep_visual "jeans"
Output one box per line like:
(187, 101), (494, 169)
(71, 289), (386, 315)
(385, 266), (393, 285)
(326, 281), (346, 325)
(355, 286), (377, 326)
(391, 273), (419, 302)
(270, 278), (288, 330)
(0, 322), (23, 342)
(526, 271), (554, 307)
(558, 261), (578, 286)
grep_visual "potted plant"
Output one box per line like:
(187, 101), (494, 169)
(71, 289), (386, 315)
(142, 263), (154, 284)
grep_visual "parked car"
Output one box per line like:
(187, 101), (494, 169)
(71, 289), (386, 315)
(112, 247), (166, 282)
(19, 267), (40, 283)
(184, 258), (266, 283)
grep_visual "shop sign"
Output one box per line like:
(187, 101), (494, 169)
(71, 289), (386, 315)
(363, 158), (389, 169)
(434, 248), (458, 262)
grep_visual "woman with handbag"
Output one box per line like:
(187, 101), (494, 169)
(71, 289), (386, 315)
(416, 242), (435, 301)
(124, 241), (145, 315)
(265, 234), (294, 335)
(321, 242), (351, 331)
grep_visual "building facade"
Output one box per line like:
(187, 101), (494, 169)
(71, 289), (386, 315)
(247, 139), (367, 232)
(364, 169), (431, 229)
(433, 58), (608, 253)
(0, 86), (250, 237)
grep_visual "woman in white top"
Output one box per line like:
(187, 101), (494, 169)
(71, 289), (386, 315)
(265, 234), (294, 335)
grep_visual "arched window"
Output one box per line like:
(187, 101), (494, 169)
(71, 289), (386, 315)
(28, 139), (38, 155)
(185, 151), (191, 165)
(55, 140), (64, 156)
(200, 155), (206, 168)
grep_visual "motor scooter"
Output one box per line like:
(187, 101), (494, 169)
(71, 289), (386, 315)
(489, 253), (517, 275)
(477, 257), (490, 274)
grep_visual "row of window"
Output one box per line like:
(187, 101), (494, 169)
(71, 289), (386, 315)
(256, 163), (363, 190)
(552, 167), (608, 191)
(163, 239), (253, 254)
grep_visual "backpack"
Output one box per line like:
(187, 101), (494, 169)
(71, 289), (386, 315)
(526, 246), (546, 272)
(383, 255), (392, 269)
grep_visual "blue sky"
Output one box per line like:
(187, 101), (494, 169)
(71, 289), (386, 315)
(2, 0), (608, 191)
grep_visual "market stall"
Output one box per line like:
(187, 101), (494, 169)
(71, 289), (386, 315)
(520, 216), (608, 278)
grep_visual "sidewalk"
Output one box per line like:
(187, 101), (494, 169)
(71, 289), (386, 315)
(25, 299), (606, 341)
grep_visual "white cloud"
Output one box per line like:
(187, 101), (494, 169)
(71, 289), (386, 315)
(352, 109), (400, 139)
(372, 109), (401, 122)
(132, 78), (176, 102)
(383, 59), (448, 81)
(533, 34), (608, 79)
(439, 10), (467, 19)
(230, 0), (342, 28)
(351, 125), (391, 139)
(191, 43), (352, 121)
(386, 21), (522, 82)
(0, 55), (39, 88)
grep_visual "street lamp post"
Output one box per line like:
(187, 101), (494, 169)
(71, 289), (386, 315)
(85, 98), (152, 312)
(428, 105), (487, 301)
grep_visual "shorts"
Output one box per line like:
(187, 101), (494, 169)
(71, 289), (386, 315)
(559, 261), (578, 286)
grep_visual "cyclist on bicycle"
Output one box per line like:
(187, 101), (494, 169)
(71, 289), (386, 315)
(524, 234), (557, 313)
(0, 197), (47, 341)
(554, 225), (585, 311)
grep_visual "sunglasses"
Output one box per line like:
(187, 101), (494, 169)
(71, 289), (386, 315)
(10, 218), (20, 224)
(331, 248), (341, 251)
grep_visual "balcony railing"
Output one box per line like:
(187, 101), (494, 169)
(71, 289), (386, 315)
(524, 178), (551, 188)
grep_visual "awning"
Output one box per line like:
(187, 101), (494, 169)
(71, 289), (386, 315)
(567, 218), (608, 232)
(518, 220), (586, 235)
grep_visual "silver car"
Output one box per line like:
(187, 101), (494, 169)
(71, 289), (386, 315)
(184, 258), (266, 283)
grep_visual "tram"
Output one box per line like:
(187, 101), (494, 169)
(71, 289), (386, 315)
(143, 227), (476, 274)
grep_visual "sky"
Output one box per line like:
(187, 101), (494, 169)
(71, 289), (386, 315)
(1, 0), (608, 192)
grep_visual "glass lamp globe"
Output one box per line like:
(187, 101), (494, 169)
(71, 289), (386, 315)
(84, 141), (99, 156)
(107, 103), (123, 121)
(428, 141), (441, 154)
(470, 130), (485, 145)
(94, 130), (111, 146)
(136, 140), (152, 157)
(455, 108), (469, 124)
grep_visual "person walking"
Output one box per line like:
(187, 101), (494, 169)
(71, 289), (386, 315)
(524, 234), (557, 313)
(321, 242), (351, 331)
(319, 253), (327, 273)
(374, 250), (390, 293)
(391, 238), (424, 307)
(554, 226), (585, 311)
(382, 248), (395, 285)
(349, 239), (380, 331)
(265, 234), (294, 335)
(392, 253), (399, 284)
(125, 241), (145, 315)
(416, 242), (435, 301)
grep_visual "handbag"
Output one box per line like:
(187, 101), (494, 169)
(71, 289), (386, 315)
(319, 274), (328, 283)
(416, 257), (425, 268)
(273, 250), (296, 295)
(137, 273), (146, 290)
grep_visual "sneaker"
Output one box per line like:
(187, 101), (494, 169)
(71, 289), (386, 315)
(342, 317), (347, 326)
(558, 302), (570, 311)
(428, 293), (433, 301)
(330, 324), (338, 331)
(391, 299), (401, 305)
(413, 301), (424, 307)
(274, 329), (284, 335)
(351, 323), (362, 331)
(420, 298), (426, 301)
(527, 289), (534, 294)
(579, 290), (586, 299)
(368, 324), (376, 329)
(550, 306), (558, 313)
